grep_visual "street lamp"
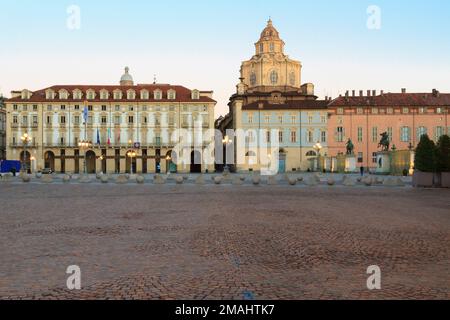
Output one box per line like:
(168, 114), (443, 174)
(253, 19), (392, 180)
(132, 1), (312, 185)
(222, 135), (233, 172)
(127, 150), (137, 174)
(21, 133), (32, 173)
(78, 140), (92, 175)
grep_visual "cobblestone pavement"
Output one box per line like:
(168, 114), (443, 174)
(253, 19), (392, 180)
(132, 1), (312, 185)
(0, 181), (449, 300)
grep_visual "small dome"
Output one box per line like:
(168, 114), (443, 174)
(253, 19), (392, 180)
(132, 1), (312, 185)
(259, 19), (280, 41)
(120, 67), (134, 86)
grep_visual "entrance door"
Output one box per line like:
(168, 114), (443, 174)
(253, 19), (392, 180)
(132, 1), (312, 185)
(278, 153), (287, 173)
(190, 150), (202, 173)
(86, 150), (96, 174)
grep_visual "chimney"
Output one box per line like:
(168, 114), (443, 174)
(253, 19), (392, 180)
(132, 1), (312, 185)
(372, 90), (376, 96)
(432, 89), (440, 97)
(359, 90), (363, 97)
(345, 90), (349, 97)
(352, 90), (355, 97)
(380, 90), (384, 96)
(401, 88), (406, 94)
(367, 90), (371, 97)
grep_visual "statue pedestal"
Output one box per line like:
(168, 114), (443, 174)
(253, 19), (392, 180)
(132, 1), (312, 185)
(345, 155), (357, 173)
(376, 151), (391, 174)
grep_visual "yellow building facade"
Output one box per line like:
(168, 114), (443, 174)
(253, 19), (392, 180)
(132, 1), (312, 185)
(5, 68), (216, 174)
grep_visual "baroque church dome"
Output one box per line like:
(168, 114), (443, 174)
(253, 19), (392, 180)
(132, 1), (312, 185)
(259, 19), (281, 41)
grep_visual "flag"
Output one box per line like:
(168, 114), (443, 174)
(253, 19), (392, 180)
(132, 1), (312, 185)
(96, 127), (100, 145)
(83, 106), (88, 123)
(107, 128), (111, 146)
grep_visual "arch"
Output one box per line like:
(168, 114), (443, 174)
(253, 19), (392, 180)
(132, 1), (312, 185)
(245, 151), (257, 157)
(190, 150), (202, 173)
(20, 151), (31, 173)
(85, 150), (96, 174)
(306, 150), (317, 157)
(44, 151), (55, 172)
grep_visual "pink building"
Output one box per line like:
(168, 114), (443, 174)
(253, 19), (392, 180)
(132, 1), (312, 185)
(328, 89), (450, 170)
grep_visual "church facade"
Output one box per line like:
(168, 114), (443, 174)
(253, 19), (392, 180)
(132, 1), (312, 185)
(217, 19), (329, 172)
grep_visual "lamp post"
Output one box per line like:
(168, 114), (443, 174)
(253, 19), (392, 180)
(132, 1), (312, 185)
(78, 140), (92, 175)
(127, 150), (137, 175)
(222, 135), (233, 172)
(21, 133), (32, 173)
(314, 142), (323, 172)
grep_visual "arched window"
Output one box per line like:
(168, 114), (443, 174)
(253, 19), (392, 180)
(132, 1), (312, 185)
(270, 70), (278, 84)
(250, 72), (256, 86)
(306, 151), (317, 157)
(245, 151), (256, 157)
(270, 43), (274, 52)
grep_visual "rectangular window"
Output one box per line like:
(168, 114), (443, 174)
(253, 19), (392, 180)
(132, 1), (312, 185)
(387, 107), (394, 114)
(265, 115), (270, 123)
(278, 115), (283, 124)
(402, 108), (409, 114)
(357, 127), (363, 142)
(88, 116), (93, 124)
(372, 152), (377, 164)
(278, 131), (283, 143)
(321, 131), (327, 143)
(115, 105), (120, 111)
(22, 116), (28, 126)
(33, 115), (38, 124)
(13, 105), (18, 111)
(401, 127), (410, 142)
(337, 108), (344, 115)
(387, 127), (393, 142)
(372, 127), (378, 142)
(128, 116), (134, 124)
(307, 131), (314, 143)
(74, 105), (80, 110)
(101, 116), (107, 124)
(372, 108), (378, 114)
(321, 115), (327, 123)
(88, 105), (93, 111)
(308, 115), (313, 124)
(74, 116), (80, 125)
(266, 131), (271, 143)
(33, 105), (38, 111)
(417, 127), (427, 140)
(114, 116), (121, 125)
(102, 105), (107, 111)
(47, 105), (52, 111)
(61, 105), (66, 110)
(291, 115), (296, 124)
(248, 114), (253, 124)
(358, 152), (363, 163)
(336, 127), (344, 142)
(60, 116), (66, 124)
(435, 126), (444, 141)
(290, 130), (297, 143)
(46, 116), (52, 124)
(13, 115), (18, 123)
(356, 108), (363, 115)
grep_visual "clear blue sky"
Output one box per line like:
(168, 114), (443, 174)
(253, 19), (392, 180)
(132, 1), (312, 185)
(1, 0), (449, 116)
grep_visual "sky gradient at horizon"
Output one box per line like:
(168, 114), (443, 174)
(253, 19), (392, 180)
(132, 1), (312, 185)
(1, 0), (449, 116)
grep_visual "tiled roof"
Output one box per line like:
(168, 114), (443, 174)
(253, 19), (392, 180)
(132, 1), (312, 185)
(242, 100), (329, 110)
(329, 93), (450, 107)
(6, 84), (216, 103)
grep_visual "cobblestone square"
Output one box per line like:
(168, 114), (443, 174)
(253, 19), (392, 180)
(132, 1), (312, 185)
(0, 178), (449, 300)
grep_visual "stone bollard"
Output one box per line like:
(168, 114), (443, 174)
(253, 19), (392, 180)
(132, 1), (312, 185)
(22, 175), (31, 183)
(153, 175), (166, 185)
(314, 173), (321, 183)
(363, 176), (373, 186)
(79, 175), (91, 183)
(35, 172), (43, 179)
(195, 175), (205, 185)
(239, 175), (246, 181)
(288, 177), (297, 186)
(41, 175), (53, 184)
(62, 174), (71, 183)
(175, 176), (184, 184)
(125, 174), (130, 180)
(136, 175), (145, 184)
(252, 175), (261, 185)
(297, 176), (304, 182)
(101, 175), (109, 184)
(327, 178), (335, 186)
(1, 173), (13, 182)
(115, 175), (128, 184)
(214, 176), (223, 185)
(96, 173), (103, 180)
(233, 176), (244, 185)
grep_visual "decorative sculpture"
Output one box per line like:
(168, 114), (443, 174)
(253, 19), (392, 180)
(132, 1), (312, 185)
(378, 132), (390, 151)
(346, 138), (354, 155)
